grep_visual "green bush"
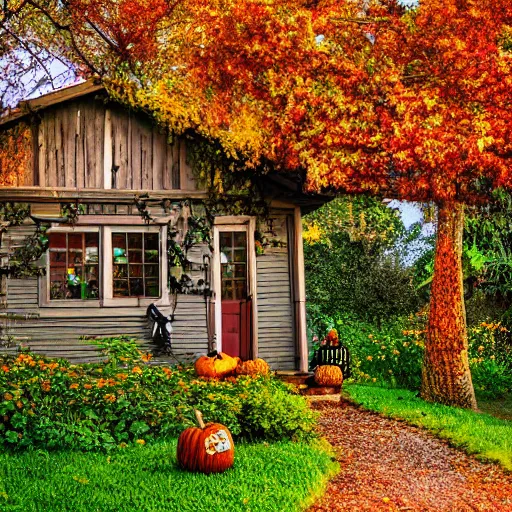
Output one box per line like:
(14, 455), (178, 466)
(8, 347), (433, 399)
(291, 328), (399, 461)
(308, 310), (512, 398)
(0, 338), (317, 451)
(468, 321), (512, 399)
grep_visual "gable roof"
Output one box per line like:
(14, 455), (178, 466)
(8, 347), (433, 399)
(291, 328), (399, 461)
(0, 80), (103, 128)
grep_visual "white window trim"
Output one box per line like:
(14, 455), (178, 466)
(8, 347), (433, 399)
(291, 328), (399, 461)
(212, 216), (258, 357)
(41, 224), (169, 308)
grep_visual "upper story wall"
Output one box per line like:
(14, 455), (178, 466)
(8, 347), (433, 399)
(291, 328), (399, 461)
(1, 92), (198, 192)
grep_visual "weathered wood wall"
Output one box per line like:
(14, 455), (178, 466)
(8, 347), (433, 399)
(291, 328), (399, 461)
(0, 208), (300, 371)
(34, 95), (196, 191)
(0, 221), (209, 364)
(256, 211), (297, 370)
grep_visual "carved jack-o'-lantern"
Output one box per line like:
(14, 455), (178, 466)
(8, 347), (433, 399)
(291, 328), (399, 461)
(194, 352), (239, 379)
(177, 410), (235, 474)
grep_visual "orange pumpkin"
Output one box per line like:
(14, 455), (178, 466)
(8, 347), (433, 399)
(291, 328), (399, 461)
(314, 365), (343, 386)
(177, 410), (235, 474)
(235, 358), (270, 376)
(194, 352), (239, 379)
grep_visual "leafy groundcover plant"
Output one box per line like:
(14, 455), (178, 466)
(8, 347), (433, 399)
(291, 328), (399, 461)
(0, 338), (317, 451)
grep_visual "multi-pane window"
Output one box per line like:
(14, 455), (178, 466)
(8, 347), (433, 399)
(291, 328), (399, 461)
(220, 231), (247, 300)
(112, 232), (160, 297)
(49, 232), (100, 300)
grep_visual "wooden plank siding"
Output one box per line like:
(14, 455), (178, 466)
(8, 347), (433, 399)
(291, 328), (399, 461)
(32, 95), (196, 192)
(0, 290), (208, 364)
(0, 222), (209, 364)
(256, 240), (297, 370)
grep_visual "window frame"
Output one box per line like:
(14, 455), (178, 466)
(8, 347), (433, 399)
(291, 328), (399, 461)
(41, 224), (169, 308)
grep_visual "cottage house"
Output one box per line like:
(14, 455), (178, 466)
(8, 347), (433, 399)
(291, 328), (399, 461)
(0, 81), (326, 372)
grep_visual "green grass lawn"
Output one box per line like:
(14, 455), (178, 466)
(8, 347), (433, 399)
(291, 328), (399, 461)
(344, 384), (512, 471)
(0, 440), (338, 512)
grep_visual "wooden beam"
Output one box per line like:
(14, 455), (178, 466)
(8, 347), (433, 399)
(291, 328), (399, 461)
(0, 187), (208, 203)
(103, 109), (112, 189)
(293, 206), (308, 373)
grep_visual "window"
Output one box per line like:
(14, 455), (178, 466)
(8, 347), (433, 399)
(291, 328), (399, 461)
(220, 231), (247, 300)
(45, 226), (166, 306)
(48, 232), (100, 300)
(112, 232), (160, 297)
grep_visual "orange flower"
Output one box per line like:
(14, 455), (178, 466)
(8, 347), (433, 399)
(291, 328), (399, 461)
(3, 392), (13, 401)
(162, 367), (172, 377)
(97, 379), (107, 389)
(104, 394), (117, 403)
(366, 356), (373, 361)
(132, 366), (143, 375)
(1, 365), (9, 373)
(83, 384), (93, 390)
(136, 439), (146, 445)
(141, 353), (153, 362)
(16, 400), (23, 409)
(69, 383), (79, 390)
(41, 380), (51, 392)
(116, 373), (128, 381)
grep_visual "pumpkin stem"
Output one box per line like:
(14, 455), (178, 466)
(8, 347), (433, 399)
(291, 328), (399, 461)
(194, 409), (206, 429)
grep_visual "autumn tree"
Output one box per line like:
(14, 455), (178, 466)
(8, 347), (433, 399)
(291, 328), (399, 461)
(2, 0), (512, 408)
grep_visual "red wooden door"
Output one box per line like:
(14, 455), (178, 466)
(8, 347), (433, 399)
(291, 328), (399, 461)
(220, 231), (250, 358)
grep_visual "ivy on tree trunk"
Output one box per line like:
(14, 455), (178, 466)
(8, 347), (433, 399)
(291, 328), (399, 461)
(421, 201), (477, 410)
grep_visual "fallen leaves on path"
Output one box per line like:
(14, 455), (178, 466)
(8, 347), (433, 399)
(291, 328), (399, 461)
(308, 399), (512, 512)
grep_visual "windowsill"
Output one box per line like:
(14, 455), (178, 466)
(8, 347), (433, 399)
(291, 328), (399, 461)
(40, 300), (101, 308)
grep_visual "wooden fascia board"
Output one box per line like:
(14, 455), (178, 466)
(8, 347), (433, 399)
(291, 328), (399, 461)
(0, 81), (105, 127)
(0, 187), (208, 203)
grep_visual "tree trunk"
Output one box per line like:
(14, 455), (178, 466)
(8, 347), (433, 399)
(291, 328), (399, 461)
(421, 201), (477, 409)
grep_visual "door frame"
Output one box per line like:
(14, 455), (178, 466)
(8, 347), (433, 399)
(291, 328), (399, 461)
(212, 216), (258, 357)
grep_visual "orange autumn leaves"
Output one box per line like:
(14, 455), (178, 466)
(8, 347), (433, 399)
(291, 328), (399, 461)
(3, 0), (512, 203)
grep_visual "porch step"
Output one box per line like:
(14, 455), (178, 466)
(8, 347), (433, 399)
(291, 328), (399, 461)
(275, 371), (312, 387)
(275, 371), (342, 396)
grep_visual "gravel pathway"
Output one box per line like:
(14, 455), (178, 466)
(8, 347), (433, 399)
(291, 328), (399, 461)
(308, 398), (512, 512)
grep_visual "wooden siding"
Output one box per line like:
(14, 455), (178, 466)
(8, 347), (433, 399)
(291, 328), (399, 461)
(34, 95), (196, 192)
(0, 291), (208, 364)
(256, 210), (298, 372)
(0, 223), (209, 364)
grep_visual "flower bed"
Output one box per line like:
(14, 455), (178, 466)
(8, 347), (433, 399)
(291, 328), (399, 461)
(0, 338), (317, 450)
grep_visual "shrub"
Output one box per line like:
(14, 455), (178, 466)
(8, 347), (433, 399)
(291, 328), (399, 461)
(468, 322), (512, 399)
(0, 338), (317, 451)
(308, 310), (512, 398)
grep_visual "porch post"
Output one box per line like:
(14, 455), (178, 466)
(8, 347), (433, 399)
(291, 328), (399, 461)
(294, 206), (308, 373)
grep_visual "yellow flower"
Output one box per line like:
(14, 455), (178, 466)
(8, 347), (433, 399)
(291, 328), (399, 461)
(372, 378), (377, 383)
(136, 439), (146, 445)
(477, 346), (484, 353)
(392, 350), (400, 356)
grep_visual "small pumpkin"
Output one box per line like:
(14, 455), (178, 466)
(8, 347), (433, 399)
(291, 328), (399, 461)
(194, 352), (239, 379)
(235, 358), (270, 376)
(177, 410), (235, 474)
(314, 365), (343, 386)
